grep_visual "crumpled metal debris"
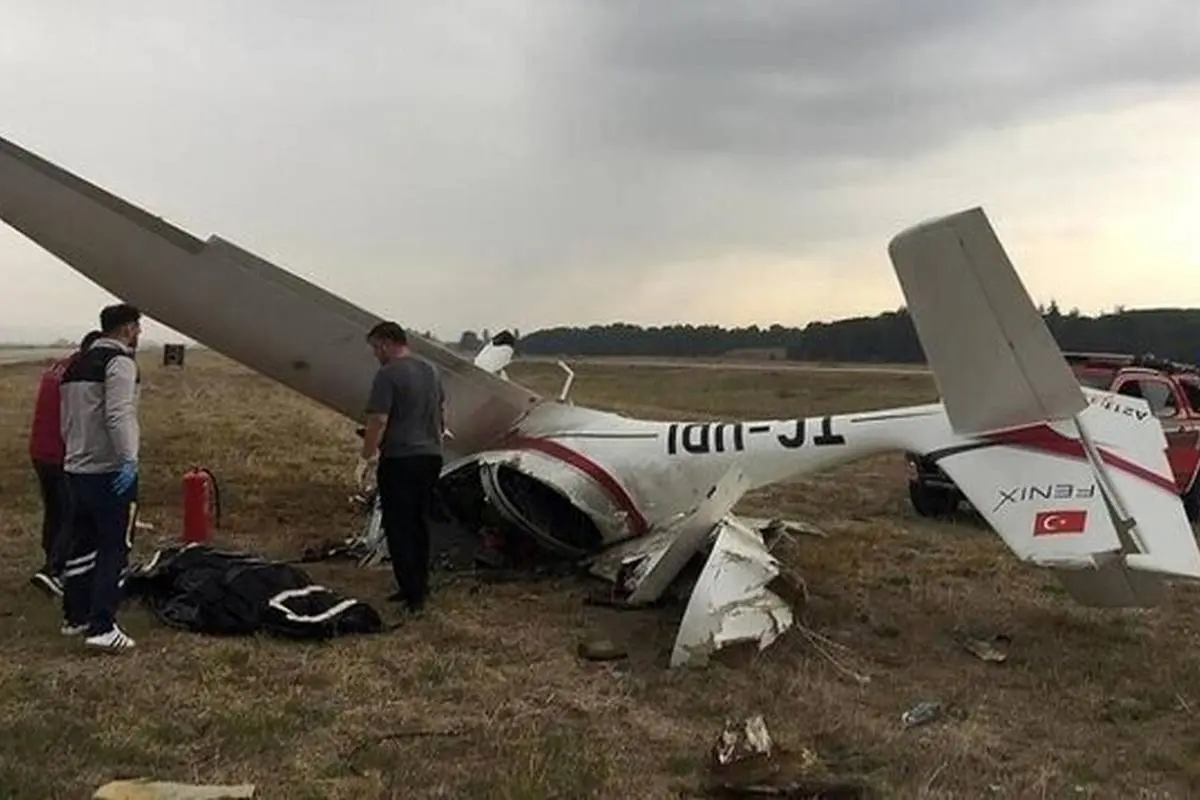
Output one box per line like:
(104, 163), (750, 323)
(93, 780), (255, 799)
(901, 700), (943, 728)
(671, 516), (794, 668)
(754, 517), (829, 544)
(712, 714), (774, 767)
(705, 716), (869, 798)
(955, 631), (1011, 663)
(961, 636), (1009, 663)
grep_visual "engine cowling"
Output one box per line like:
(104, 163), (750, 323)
(437, 444), (639, 558)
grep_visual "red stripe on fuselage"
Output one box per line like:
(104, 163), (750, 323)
(983, 424), (1178, 494)
(503, 435), (649, 536)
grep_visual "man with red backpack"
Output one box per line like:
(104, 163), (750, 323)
(28, 329), (102, 596)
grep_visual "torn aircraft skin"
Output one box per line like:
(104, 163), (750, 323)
(3, 133), (1200, 668)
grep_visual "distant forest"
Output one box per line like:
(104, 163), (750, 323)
(506, 304), (1200, 364)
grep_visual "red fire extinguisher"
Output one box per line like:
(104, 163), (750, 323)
(182, 467), (220, 543)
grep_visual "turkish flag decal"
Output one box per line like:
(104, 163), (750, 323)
(1032, 510), (1088, 536)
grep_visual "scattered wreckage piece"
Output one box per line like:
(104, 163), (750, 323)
(575, 486), (807, 669)
(901, 700), (943, 729)
(742, 516), (830, 543)
(624, 467), (752, 606)
(671, 516), (794, 668)
(952, 629), (1011, 663)
(900, 698), (969, 729)
(123, 544), (383, 638)
(712, 715), (774, 769)
(705, 715), (872, 799)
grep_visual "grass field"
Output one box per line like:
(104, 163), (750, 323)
(3, 351), (1200, 798)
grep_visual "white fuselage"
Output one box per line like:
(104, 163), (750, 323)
(463, 398), (957, 551)
(463, 386), (1174, 556)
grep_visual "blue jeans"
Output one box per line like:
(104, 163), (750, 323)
(61, 472), (138, 635)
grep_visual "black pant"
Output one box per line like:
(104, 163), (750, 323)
(376, 454), (442, 608)
(31, 458), (69, 575)
(61, 471), (138, 635)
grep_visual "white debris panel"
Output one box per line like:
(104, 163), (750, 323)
(671, 515), (794, 668)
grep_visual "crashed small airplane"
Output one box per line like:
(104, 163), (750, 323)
(2, 134), (1199, 667)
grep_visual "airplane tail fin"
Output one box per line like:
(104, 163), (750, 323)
(888, 208), (1200, 605)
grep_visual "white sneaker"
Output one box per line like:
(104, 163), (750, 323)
(60, 622), (88, 636)
(84, 625), (136, 652)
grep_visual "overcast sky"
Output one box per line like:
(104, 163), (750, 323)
(1, 1), (1198, 343)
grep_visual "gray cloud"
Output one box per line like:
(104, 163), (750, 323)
(563, 1), (1200, 161)
(486, 0), (1200, 288)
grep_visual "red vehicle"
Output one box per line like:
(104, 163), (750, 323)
(906, 352), (1200, 522)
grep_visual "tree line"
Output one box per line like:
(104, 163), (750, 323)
(505, 303), (1200, 364)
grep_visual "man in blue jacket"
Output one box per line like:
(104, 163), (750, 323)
(58, 303), (142, 652)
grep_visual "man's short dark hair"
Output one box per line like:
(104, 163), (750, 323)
(366, 321), (407, 345)
(100, 303), (141, 334)
(79, 330), (102, 351)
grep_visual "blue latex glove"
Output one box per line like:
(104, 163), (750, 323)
(112, 458), (138, 495)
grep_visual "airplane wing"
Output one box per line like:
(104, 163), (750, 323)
(0, 134), (543, 459)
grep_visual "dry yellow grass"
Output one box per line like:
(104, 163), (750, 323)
(2, 350), (1200, 798)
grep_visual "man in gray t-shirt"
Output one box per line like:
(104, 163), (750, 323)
(360, 321), (445, 611)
